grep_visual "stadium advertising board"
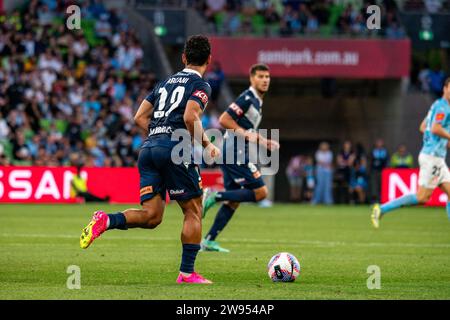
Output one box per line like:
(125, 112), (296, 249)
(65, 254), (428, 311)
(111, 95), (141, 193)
(209, 37), (410, 78)
(0, 167), (223, 204)
(381, 168), (446, 206)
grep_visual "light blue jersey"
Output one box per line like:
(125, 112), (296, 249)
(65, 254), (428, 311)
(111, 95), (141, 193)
(421, 98), (450, 158)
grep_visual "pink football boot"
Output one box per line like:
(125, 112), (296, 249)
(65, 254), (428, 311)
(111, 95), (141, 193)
(80, 211), (108, 249)
(176, 272), (213, 284)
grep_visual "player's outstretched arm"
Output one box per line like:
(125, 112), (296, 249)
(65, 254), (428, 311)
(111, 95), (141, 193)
(184, 100), (220, 159)
(134, 100), (153, 135)
(431, 122), (450, 140)
(219, 112), (279, 151)
(219, 112), (260, 142)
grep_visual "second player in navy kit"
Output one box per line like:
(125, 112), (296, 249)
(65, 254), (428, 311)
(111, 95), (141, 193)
(79, 35), (220, 284)
(201, 64), (280, 253)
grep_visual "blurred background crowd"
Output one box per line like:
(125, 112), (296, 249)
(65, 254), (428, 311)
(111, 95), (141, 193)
(0, 0), (155, 168)
(286, 139), (416, 205)
(194, 0), (407, 38)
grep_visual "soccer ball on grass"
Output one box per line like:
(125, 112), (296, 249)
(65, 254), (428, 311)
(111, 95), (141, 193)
(267, 252), (301, 282)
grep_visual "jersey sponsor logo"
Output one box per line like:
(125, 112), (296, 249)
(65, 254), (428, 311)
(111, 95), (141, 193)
(229, 103), (244, 117)
(140, 186), (153, 196)
(193, 90), (209, 105)
(234, 178), (246, 184)
(435, 113), (445, 122)
(149, 126), (173, 136)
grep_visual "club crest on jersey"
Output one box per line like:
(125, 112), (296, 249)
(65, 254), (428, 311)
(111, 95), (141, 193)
(193, 90), (208, 105)
(436, 113), (445, 121)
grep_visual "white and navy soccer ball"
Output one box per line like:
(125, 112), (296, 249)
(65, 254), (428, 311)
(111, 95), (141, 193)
(267, 252), (301, 282)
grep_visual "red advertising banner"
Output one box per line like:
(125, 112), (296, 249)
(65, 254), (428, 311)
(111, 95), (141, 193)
(381, 168), (446, 207)
(0, 166), (223, 204)
(209, 37), (410, 78)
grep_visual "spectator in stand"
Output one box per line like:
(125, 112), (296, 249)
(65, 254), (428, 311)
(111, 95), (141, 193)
(418, 63), (431, 93)
(0, 115), (10, 140)
(0, 148), (10, 166)
(335, 140), (356, 203)
(205, 0), (226, 26)
(304, 155), (315, 202)
(429, 66), (447, 99)
(12, 130), (32, 164)
(424, 0), (442, 13)
(369, 138), (389, 203)
(390, 144), (414, 168)
(384, 12), (406, 39)
(312, 142), (333, 205)
(263, 4), (281, 36)
(305, 12), (319, 34)
(71, 166), (110, 202)
(205, 61), (225, 107)
(286, 154), (304, 202)
(349, 143), (368, 204)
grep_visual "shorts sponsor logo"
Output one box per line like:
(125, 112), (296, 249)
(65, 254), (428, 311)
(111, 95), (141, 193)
(140, 186), (153, 196)
(193, 90), (208, 105)
(169, 189), (185, 195)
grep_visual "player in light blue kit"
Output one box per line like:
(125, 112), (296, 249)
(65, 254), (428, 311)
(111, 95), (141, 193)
(371, 78), (450, 228)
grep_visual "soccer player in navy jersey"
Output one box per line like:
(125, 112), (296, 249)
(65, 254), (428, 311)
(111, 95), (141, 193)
(80, 35), (220, 284)
(201, 64), (280, 252)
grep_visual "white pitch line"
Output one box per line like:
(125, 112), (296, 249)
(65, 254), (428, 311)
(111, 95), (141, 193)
(1, 233), (450, 249)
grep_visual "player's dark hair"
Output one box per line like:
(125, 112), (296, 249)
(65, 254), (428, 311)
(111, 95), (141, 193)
(250, 64), (270, 76)
(445, 77), (450, 88)
(183, 35), (211, 66)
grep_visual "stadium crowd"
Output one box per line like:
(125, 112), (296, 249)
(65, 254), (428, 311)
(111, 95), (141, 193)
(0, 0), (157, 168)
(195, 0), (406, 38)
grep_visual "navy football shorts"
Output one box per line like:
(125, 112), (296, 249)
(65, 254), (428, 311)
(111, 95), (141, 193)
(138, 146), (203, 204)
(221, 162), (265, 191)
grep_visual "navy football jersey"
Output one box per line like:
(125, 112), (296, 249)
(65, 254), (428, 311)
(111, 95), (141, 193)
(142, 68), (211, 148)
(223, 86), (264, 164)
(226, 86), (263, 131)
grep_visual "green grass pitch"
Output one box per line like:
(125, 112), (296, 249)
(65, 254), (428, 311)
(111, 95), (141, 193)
(1, 203), (450, 299)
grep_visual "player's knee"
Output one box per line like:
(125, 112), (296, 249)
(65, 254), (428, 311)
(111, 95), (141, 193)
(184, 207), (201, 219)
(142, 207), (163, 229)
(254, 186), (268, 202)
(146, 216), (162, 229)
